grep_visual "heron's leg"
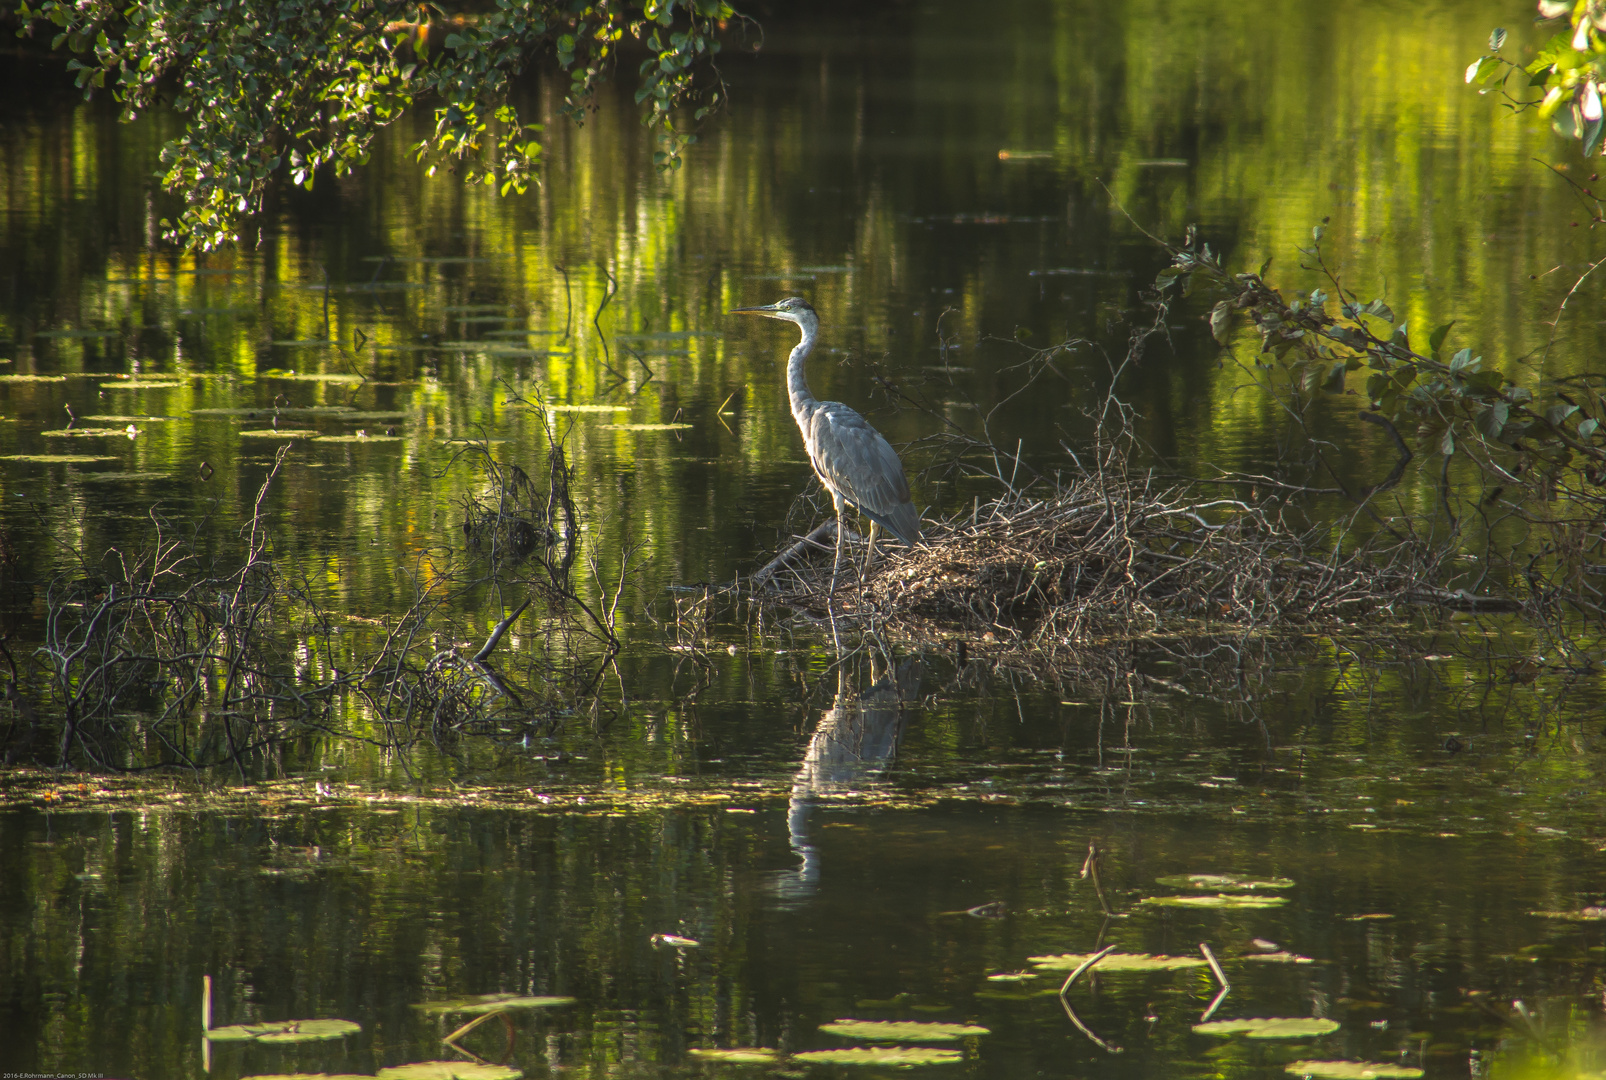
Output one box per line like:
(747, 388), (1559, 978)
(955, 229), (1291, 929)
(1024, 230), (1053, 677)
(863, 521), (881, 576)
(829, 490), (847, 594)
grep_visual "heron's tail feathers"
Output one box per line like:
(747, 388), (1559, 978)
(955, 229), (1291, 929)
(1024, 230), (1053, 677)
(857, 500), (922, 546)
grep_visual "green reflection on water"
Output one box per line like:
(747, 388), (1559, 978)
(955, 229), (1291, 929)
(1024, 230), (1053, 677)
(3, 0), (1606, 1074)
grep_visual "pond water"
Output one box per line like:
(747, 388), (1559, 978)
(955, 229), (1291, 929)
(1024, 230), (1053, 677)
(5, 0), (1606, 1076)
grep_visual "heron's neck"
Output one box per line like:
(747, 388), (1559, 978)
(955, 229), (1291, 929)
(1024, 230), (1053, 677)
(787, 314), (820, 424)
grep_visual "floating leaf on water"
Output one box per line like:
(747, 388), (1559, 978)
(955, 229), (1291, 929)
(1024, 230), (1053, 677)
(1193, 1018), (1341, 1039)
(0, 374), (67, 383)
(791, 1047), (963, 1067)
(687, 1048), (779, 1063)
(1155, 874), (1294, 891)
(1244, 952), (1316, 964)
(1285, 1061), (1424, 1079)
(0, 454), (118, 463)
(375, 1064), (521, 1080)
(81, 415), (172, 423)
(604, 423), (694, 431)
(205, 1018), (361, 1043)
(544, 404), (630, 413)
(43, 428), (133, 438)
(1530, 908), (1606, 921)
(78, 472), (172, 483)
(413, 993), (577, 1016)
(240, 1074), (373, 1080)
(101, 380), (184, 390)
(1028, 952), (1205, 971)
(192, 407), (356, 418)
(314, 434), (404, 444)
(240, 429), (317, 439)
(652, 933), (701, 947)
(1139, 894), (1288, 909)
(985, 972), (1039, 982)
(818, 1020), (988, 1042)
(260, 372), (366, 383)
(1344, 914), (1394, 922)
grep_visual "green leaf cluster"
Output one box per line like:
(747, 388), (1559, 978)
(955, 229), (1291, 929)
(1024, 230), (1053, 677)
(1466, 7), (1606, 157)
(16, 0), (736, 250)
(1164, 231), (1606, 497)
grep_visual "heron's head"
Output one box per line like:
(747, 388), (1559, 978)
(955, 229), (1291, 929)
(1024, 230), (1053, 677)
(729, 296), (816, 326)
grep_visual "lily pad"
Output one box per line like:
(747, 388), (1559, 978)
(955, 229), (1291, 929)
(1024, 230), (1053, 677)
(206, 1018), (361, 1043)
(1285, 1062), (1424, 1079)
(78, 471), (172, 483)
(791, 1048), (962, 1067)
(604, 423), (694, 431)
(1156, 874), (1295, 891)
(0, 454), (118, 463)
(260, 371), (365, 383)
(1194, 1018), (1341, 1039)
(1530, 908), (1606, 920)
(818, 1020), (988, 1042)
(81, 415), (172, 423)
(314, 434), (404, 444)
(191, 407), (356, 418)
(101, 380), (184, 389)
(687, 1049), (779, 1063)
(984, 972), (1039, 982)
(375, 1065), (521, 1080)
(1140, 894), (1288, 909)
(240, 429), (317, 439)
(413, 993), (576, 1016)
(544, 404), (630, 413)
(243, 1075), (373, 1079)
(1244, 952), (1316, 964)
(1027, 952), (1205, 971)
(43, 428), (135, 438)
(0, 374), (67, 383)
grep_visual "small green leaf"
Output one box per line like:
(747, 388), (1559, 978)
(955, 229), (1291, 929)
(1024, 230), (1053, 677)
(1441, 429), (1456, 456)
(1209, 301), (1232, 344)
(1547, 402), (1580, 426)
(1476, 402), (1509, 439)
(1579, 417), (1599, 439)
(1585, 116), (1605, 158)
(1491, 27), (1508, 51)
(1428, 321), (1455, 359)
(1449, 348), (1476, 373)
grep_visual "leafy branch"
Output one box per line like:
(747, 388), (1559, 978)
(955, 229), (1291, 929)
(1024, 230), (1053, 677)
(16, 0), (737, 251)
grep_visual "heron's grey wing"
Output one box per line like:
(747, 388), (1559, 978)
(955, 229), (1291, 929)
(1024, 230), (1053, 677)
(805, 402), (922, 544)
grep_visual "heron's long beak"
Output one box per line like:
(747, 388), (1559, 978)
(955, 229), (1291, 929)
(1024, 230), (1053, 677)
(728, 303), (786, 317)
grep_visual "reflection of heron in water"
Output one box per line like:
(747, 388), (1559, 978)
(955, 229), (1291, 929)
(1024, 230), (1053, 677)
(774, 647), (922, 903)
(728, 297), (921, 589)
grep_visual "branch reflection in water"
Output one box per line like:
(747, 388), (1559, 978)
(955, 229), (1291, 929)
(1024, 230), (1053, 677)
(775, 641), (923, 903)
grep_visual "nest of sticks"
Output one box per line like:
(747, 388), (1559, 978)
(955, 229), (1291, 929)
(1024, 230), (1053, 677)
(753, 453), (1438, 650)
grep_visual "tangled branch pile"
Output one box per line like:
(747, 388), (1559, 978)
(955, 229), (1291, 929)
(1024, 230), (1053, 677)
(1, 422), (625, 772)
(759, 448), (1440, 648)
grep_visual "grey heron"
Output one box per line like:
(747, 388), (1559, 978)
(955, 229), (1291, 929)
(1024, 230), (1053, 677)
(730, 297), (921, 586)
